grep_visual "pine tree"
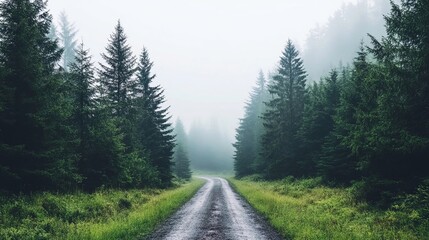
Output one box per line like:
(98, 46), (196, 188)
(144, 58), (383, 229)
(261, 40), (307, 178)
(99, 21), (136, 118)
(173, 119), (191, 180)
(234, 71), (267, 177)
(136, 47), (174, 186)
(58, 12), (77, 71)
(0, 0), (80, 191)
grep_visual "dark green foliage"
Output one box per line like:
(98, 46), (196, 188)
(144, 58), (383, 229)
(173, 119), (191, 180)
(69, 43), (132, 190)
(349, 0), (429, 203)
(367, 0), (429, 177)
(0, 3), (175, 192)
(99, 21), (136, 118)
(96, 24), (164, 189)
(135, 47), (174, 186)
(69, 43), (95, 164)
(118, 198), (132, 210)
(261, 40), (307, 179)
(298, 69), (341, 177)
(235, 0), (429, 207)
(0, 0), (80, 191)
(234, 71), (267, 177)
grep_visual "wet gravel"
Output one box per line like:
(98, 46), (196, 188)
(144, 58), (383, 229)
(145, 177), (284, 240)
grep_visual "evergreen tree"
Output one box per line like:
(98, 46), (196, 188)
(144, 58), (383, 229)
(0, 0), (80, 191)
(298, 81), (327, 176)
(346, 0), (429, 203)
(99, 20), (136, 118)
(234, 71), (267, 177)
(318, 65), (358, 184)
(136, 47), (174, 186)
(366, 0), (429, 180)
(68, 43), (95, 179)
(173, 119), (191, 180)
(58, 12), (77, 71)
(261, 40), (307, 178)
(97, 22), (158, 189)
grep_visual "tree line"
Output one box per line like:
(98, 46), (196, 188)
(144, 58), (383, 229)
(234, 0), (429, 206)
(0, 0), (192, 192)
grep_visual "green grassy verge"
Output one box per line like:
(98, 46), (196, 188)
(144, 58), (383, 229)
(0, 179), (205, 240)
(229, 177), (429, 240)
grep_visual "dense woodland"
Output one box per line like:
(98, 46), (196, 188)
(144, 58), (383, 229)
(0, 0), (194, 192)
(234, 0), (429, 206)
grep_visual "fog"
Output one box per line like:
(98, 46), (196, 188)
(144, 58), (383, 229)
(47, 0), (386, 171)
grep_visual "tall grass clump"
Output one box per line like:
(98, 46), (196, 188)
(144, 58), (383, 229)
(230, 177), (429, 240)
(0, 179), (204, 240)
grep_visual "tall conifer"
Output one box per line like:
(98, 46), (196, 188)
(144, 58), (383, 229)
(136, 47), (174, 186)
(261, 40), (307, 178)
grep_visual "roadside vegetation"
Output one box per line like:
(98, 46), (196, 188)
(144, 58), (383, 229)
(0, 179), (204, 240)
(230, 176), (429, 240)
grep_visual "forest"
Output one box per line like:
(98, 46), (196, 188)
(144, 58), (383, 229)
(0, 0), (193, 193)
(234, 0), (429, 207)
(0, 0), (428, 239)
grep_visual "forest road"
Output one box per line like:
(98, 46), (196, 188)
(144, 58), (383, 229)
(145, 177), (283, 240)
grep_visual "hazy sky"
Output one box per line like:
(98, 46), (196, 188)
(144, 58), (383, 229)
(48, 0), (359, 141)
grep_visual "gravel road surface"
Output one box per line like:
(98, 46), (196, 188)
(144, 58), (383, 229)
(146, 177), (283, 240)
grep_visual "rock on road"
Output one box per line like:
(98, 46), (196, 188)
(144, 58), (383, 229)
(146, 177), (283, 240)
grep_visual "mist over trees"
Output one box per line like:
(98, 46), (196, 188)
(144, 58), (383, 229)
(188, 120), (234, 172)
(234, 71), (267, 177)
(58, 11), (77, 72)
(173, 119), (191, 180)
(0, 0), (177, 192)
(234, 0), (429, 207)
(303, 0), (390, 82)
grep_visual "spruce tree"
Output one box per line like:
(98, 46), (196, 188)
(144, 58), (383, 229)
(136, 47), (174, 186)
(97, 21), (158, 189)
(368, 0), (429, 179)
(69, 43), (95, 175)
(99, 21), (136, 118)
(261, 40), (307, 178)
(0, 0), (79, 191)
(234, 71), (267, 177)
(347, 0), (429, 203)
(173, 119), (191, 180)
(319, 46), (368, 184)
(295, 69), (341, 177)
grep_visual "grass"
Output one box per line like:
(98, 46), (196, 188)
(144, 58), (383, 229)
(229, 176), (429, 240)
(0, 178), (205, 240)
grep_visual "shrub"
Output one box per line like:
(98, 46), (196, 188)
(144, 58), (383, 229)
(118, 198), (132, 210)
(42, 197), (66, 217)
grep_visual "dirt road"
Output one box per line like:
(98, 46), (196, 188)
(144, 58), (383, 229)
(146, 177), (283, 240)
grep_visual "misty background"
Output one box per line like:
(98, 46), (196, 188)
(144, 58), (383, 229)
(47, 0), (390, 172)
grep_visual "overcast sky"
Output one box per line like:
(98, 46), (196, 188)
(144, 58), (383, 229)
(47, 0), (359, 141)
